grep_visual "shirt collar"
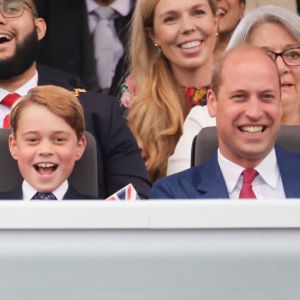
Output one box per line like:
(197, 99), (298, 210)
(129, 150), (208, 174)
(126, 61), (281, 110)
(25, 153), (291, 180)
(218, 149), (244, 194)
(0, 71), (38, 101)
(255, 148), (279, 189)
(85, 0), (132, 16)
(22, 180), (69, 201)
(218, 148), (279, 194)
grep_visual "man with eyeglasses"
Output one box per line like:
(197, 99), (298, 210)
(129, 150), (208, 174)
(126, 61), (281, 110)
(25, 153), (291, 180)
(0, 0), (151, 199)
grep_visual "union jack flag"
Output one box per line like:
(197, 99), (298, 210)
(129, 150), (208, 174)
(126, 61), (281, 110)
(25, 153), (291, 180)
(106, 184), (139, 201)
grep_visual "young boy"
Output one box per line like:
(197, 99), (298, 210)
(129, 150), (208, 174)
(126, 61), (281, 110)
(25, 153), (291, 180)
(0, 85), (94, 200)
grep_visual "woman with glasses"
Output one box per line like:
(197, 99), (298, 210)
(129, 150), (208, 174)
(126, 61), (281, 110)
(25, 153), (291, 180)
(227, 5), (300, 125)
(168, 5), (300, 175)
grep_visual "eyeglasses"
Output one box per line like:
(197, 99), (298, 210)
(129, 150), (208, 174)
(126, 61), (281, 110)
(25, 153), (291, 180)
(265, 47), (300, 66)
(0, 0), (36, 18)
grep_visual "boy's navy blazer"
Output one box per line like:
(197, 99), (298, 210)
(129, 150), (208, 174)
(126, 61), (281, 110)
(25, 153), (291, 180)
(150, 145), (300, 199)
(0, 185), (95, 200)
(37, 64), (151, 199)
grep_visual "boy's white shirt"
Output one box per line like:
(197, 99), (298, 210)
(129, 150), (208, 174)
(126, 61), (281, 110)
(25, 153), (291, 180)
(22, 180), (69, 201)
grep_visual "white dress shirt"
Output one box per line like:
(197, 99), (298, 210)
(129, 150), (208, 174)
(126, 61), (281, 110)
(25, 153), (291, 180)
(0, 71), (38, 127)
(22, 180), (69, 201)
(85, 0), (132, 79)
(218, 148), (286, 199)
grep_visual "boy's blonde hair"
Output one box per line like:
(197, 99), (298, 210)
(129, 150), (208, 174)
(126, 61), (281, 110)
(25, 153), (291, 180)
(10, 85), (85, 139)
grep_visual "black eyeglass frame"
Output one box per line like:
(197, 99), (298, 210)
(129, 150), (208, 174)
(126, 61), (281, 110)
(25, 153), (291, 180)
(265, 47), (300, 67)
(0, 0), (37, 18)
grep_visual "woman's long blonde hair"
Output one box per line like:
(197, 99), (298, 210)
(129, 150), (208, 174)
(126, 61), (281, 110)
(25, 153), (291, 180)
(127, 0), (216, 181)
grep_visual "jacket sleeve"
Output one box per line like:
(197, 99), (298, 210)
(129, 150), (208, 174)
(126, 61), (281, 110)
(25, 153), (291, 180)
(80, 92), (151, 199)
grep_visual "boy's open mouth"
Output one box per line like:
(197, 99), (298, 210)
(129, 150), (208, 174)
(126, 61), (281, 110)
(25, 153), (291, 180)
(34, 163), (58, 175)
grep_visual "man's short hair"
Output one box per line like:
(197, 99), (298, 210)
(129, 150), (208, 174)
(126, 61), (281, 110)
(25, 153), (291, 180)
(210, 44), (279, 96)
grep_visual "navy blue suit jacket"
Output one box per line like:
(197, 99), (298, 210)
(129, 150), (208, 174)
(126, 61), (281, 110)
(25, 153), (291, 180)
(150, 146), (300, 199)
(0, 185), (95, 200)
(37, 64), (151, 199)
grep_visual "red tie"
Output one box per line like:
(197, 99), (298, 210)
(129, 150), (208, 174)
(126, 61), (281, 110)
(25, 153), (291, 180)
(2, 93), (20, 128)
(239, 169), (258, 199)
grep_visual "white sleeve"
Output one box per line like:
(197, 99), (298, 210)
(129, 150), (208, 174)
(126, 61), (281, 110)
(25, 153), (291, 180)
(167, 106), (216, 175)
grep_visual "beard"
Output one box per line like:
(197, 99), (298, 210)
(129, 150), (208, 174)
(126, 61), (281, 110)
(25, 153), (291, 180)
(0, 28), (39, 80)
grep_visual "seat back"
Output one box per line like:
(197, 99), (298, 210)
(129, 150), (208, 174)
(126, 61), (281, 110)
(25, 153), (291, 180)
(191, 125), (300, 167)
(0, 129), (98, 197)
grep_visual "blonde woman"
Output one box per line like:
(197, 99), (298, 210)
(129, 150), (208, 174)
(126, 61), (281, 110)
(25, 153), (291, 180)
(121, 0), (218, 181)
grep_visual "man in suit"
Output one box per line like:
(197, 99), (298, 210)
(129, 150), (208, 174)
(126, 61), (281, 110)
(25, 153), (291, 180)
(34, 0), (134, 95)
(150, 44), (300, 199)
(0, 0), (150, 199)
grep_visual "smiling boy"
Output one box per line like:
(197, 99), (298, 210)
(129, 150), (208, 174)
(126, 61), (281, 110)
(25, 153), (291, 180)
(0, 85), (94, 200)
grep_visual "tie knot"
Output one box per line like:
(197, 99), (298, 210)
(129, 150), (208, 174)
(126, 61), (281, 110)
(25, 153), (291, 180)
(94, 6), (115, 20)
(242, 169), (258, 184)
(32, 192), (57, 200)
(2, 93), (20, 108)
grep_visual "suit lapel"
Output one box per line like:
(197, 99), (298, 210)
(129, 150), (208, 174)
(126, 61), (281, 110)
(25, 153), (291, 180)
(194, 152), (229, 199)
(276, 145), (300, 198)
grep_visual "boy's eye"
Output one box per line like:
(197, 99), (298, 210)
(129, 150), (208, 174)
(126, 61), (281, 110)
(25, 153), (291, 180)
(54, 136), (66, 143)
(26, 137), (38, 144)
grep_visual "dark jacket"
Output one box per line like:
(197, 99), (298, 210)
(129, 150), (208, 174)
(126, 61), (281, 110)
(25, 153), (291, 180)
(0, 184), (95, 200)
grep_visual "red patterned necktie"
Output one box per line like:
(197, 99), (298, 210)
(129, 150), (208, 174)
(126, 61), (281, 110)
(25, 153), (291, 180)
(2, 93), (20, 128)
(239, 169), (258, 199)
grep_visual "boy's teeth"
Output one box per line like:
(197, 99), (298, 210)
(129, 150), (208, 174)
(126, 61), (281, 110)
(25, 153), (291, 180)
(241, 126), (263, 133)
(180, 41), (201, 49)
(37, 163), (55, 168)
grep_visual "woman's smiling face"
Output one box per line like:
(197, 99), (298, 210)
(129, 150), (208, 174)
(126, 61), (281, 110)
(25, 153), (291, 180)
(150, 0), (217, 73)
(248, 22), (300, 119)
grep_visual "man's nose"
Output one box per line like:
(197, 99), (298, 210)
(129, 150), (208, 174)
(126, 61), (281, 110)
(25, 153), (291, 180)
(245, 97), (264, 119)
(0, 9), (8, 24)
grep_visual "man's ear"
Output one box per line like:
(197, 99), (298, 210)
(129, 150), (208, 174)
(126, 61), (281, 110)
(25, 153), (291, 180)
(207, 89), (217, 118)
(74, 135), (87, 161)
(8, 134), (18, 161)
(35, 17), (47, 41)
